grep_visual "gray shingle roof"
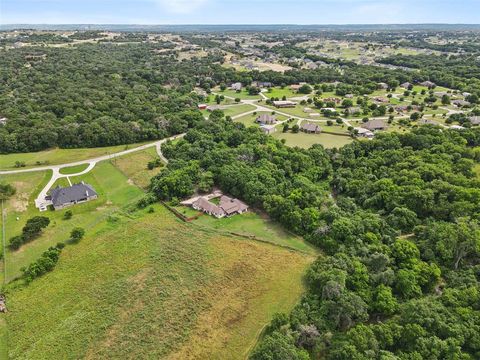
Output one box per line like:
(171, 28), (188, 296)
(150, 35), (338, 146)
(50, 183), (97, 208)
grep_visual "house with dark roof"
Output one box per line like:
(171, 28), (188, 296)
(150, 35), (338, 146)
(362, 119), (388, 131)
(256, 114), (276, 125)
(49, 182), (98, 210)
(300, 123), (322, 134)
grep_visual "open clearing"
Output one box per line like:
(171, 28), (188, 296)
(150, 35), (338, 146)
(0, 141), (154, 170)
(1, 153), (313, 359)
(193, 211), (316, 254)
(274, 131), (354, 149)
(112, 147), (162, 190)
(5, 205), (312, 359)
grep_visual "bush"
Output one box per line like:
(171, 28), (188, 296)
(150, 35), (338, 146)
(63, 210), (73, 220)
(70, 227), (85, 243)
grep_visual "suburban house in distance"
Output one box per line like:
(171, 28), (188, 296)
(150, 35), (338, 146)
(362, 119), (388, 131)
(300, 123), (322, 134)
(230, 82), (242, 91)
(45, 182), (98, 211)
(354, 127), (374, 138)
(256, 113), (276, 125)
(182, 192), (248, 219)
(273, 100), (296, 108)
(260, 125), (276, 134)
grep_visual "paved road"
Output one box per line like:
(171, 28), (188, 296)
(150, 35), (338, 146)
(0, 133), (185, 210)
(0, 133), (185, 176)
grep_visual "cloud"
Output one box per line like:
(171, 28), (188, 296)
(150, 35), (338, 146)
(152, 0), (210, 14)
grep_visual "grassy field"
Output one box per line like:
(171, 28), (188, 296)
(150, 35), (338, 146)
(2, 161), (145, 283)
(0, 142), (154, 170)
(5, 204), (313, 359)
(112, 147), (161, 190)
(193, 211), (316, 254)
(216, 89), (262, 100)
(58, 163), (90, 175)
(274, 131), (354, 149)
(264, 87), (299, 99)
(222, 104), (256, 117)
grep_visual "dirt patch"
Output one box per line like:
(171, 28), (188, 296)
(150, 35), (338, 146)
(127, 179), (134, 185)
(8, 181), (30, 212)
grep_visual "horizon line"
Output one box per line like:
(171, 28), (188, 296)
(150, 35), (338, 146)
(2, 22), (480, 26)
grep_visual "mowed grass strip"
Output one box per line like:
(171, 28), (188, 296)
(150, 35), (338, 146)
(58, 164), (90, 175)
(0, 141), (154, 170)
(6, 205), (312, 359)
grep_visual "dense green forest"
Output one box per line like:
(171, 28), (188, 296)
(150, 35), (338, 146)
(2, 40), (480, 154)
(149, 112), (480, 359)
(377, 54), (480, 93)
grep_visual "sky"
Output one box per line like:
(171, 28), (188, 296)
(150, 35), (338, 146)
(1, 0), (480, 25)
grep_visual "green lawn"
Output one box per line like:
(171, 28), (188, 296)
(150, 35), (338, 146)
(274, 131), (354, 149)
(2, 161), (145, 283)
(58, 164), (90, 175)
(265, 87), (299, 99)
(5, 204), (313, 359)
(0, 142), (155, 170)
(216, 88), (262, 100)
(193, 211), (316, 254)
(223, 104), (256, 117)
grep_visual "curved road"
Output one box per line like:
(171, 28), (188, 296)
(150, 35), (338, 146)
(0, 133), (185, 210)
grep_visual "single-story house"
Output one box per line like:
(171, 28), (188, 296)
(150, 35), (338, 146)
(452, 100), (471, 107)
(418, 119), (439, 126)
(300, 123), (322, 134)
(197, 104), (208, 110)
(256, 113), (276, 125)
(49, 182), (98, 211)
(252, 81), (273, 88)
(469, 116), (480, 125)
(420, 81), (436, 88)
(362, 119), (388, 131)
(260, 125), (276, 135)
(348, 107), (362, 115)
(400, 82), (412, 89)
(354, 127), (374, 138)
(0, 117), (7, 126)
(374, 97), (389, 103)
(345, 94), (354, 99)
(191, 195), (248, 218)
(230, 82), (242, 91)
(377, 82), (389, 90)
(207, 105), (222, 112)
(290, 84), (302, 91)
(273, 100), (296, 108)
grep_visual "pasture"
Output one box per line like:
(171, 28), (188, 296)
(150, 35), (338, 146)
(5, 204), (313, 359)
